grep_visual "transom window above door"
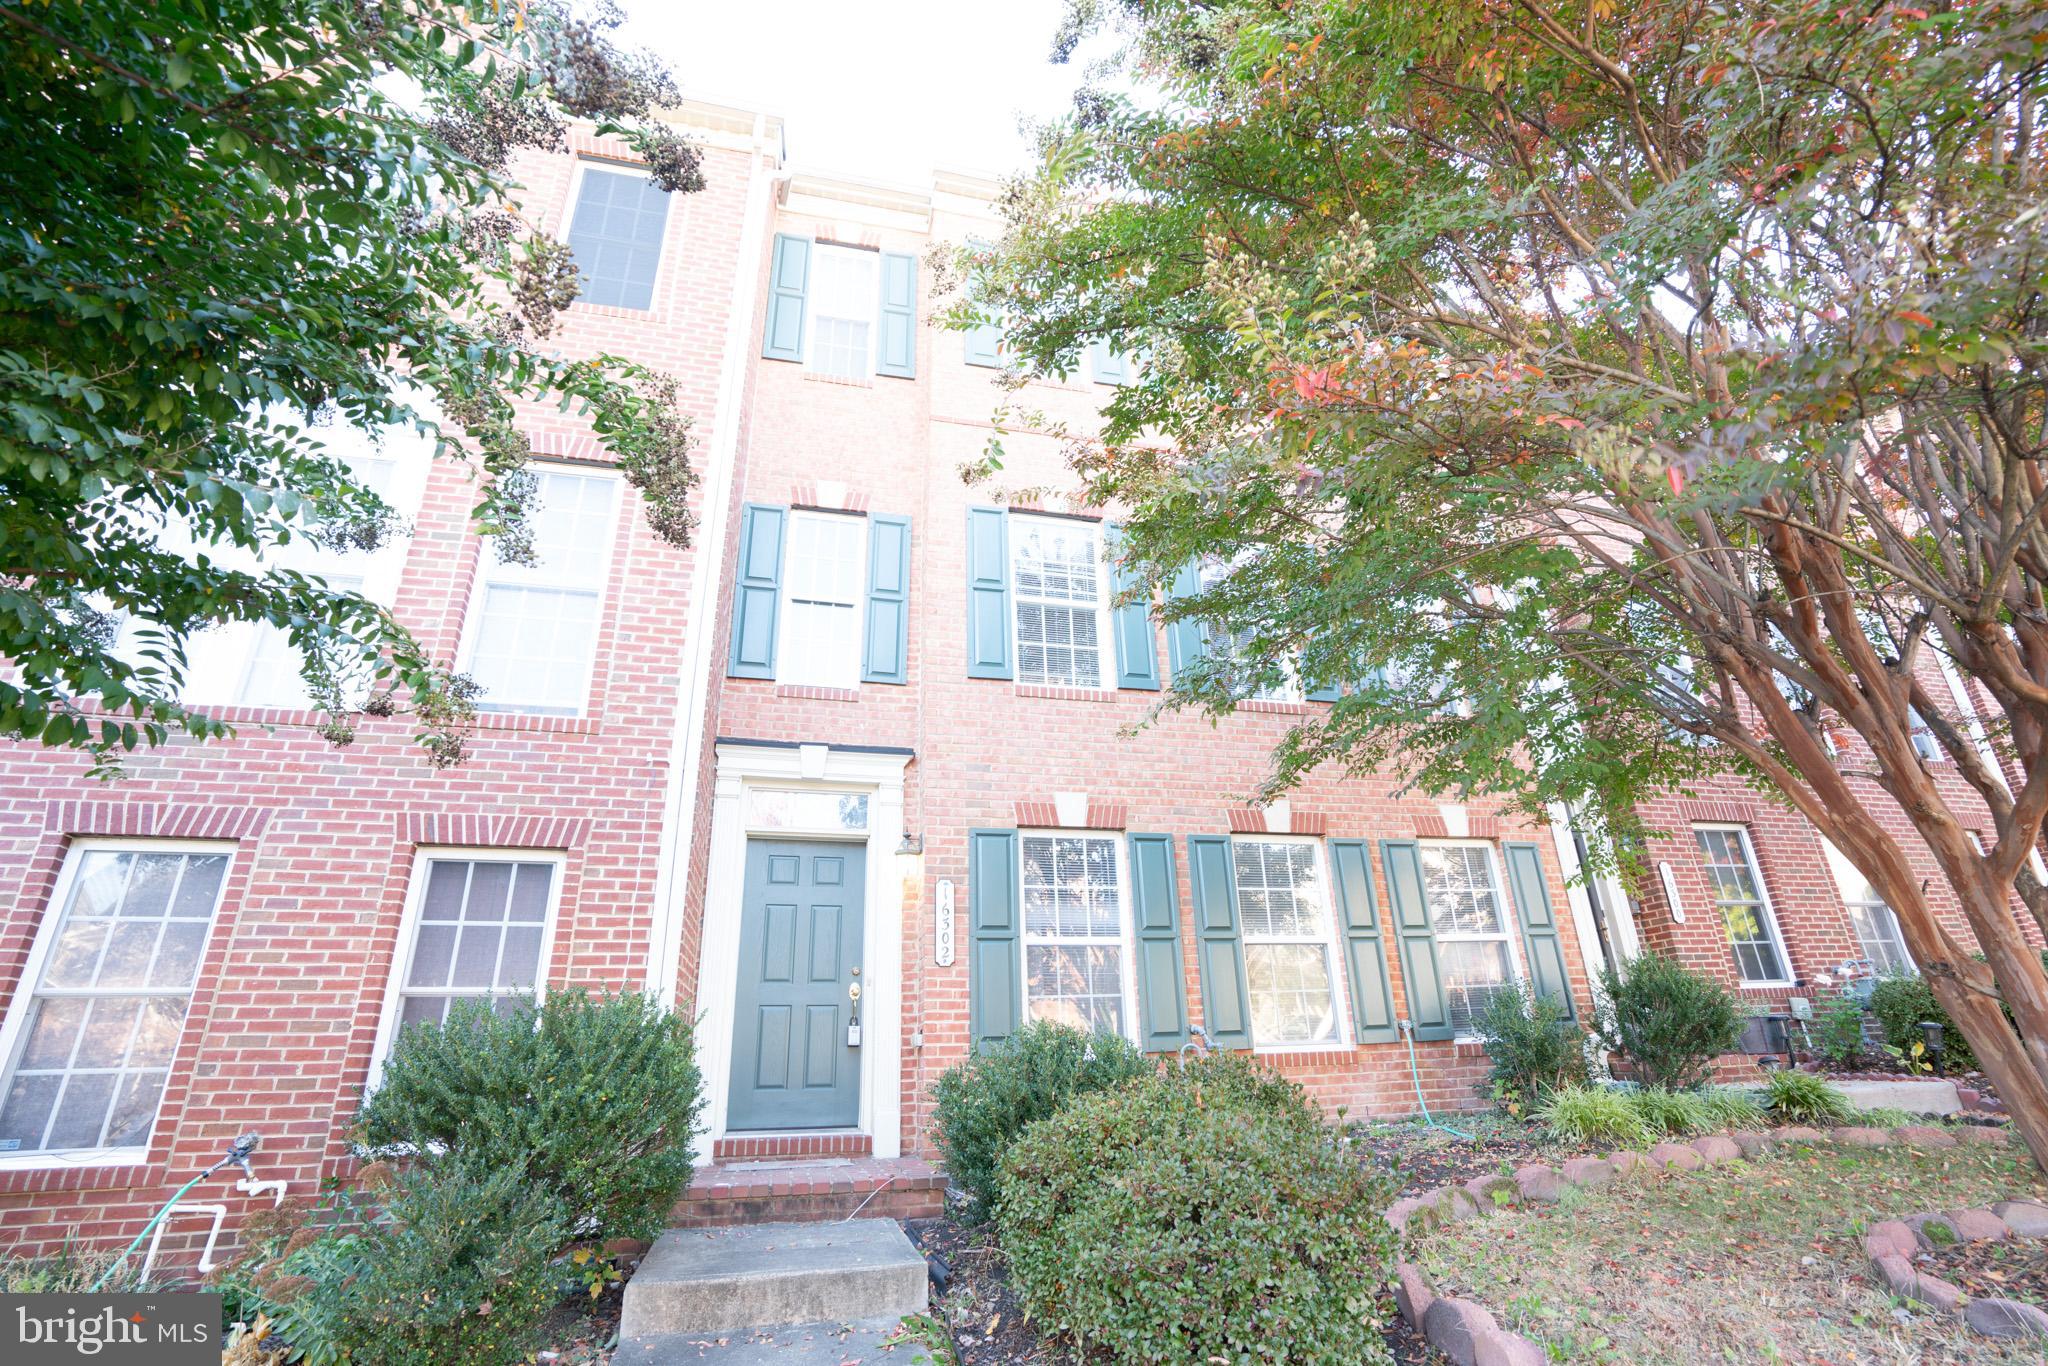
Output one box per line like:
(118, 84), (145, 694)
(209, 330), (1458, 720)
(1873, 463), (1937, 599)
(1417, 842), (1521, 1036)
(1010, 516), (1111, 689)
(1020, 833), (1134, 1039)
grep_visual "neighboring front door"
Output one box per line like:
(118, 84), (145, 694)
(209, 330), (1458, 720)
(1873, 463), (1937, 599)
(728, 838), (866, 1131)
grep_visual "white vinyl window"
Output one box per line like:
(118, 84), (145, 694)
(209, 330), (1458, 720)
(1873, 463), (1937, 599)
(1694, 826), (1793, 984)
(1198, 561), (1299, 702)
(0, 843), (231, 1162)
(1821, 839), (1914, 976)
(463, 467), (619, 716)
(1020, 833), (1136, 1040)
(564, 162), (673, 311)
(373, 852), (565, 1069)
(807, 244), (879, 379)
(1010, 515), (1111, 689)
(1419, 842), (1523, 1036)
(115, 405), (431, 711)
(776, 511), (866, 689)
(1232, 838), (1344, 1047)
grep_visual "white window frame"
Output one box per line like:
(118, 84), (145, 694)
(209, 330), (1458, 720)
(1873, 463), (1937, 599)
(1008, 513), (1115, 690)
(0, 839), (234, 1171)
(1692, 824), (1795, 987)
(456, 463), (621, 717)
(1231, 834), (1350, 1052)
(366, 847), (569, 1084)
(1417, 839), (1528, 1042)
(774, 509), (869, 690)
(803, 242), (881, 379)
(1820, 838), (1914, 976)
(562, 159), (669, 312)
(1017, 829), (1142, 1046)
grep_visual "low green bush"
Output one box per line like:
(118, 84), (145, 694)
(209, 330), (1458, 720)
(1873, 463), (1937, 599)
(358, 989), (701, 1244)
(928, 1020), (1152, 1220)
(1535, 1083), (1653, 1147)
(1594, 952), (1744, 1090)
(1762, 1069), (1854, 1125)
(1474, 980), (1587, 1113)
(1813, 995), (1868, 1068)
(229, 1154), (568, 1366)
(1868, 973), (1976, 1071)
(997, 1052), (1398, 1365)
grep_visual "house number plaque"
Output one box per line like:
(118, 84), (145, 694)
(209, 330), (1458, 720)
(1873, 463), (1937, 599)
(935, 879), (956, 967)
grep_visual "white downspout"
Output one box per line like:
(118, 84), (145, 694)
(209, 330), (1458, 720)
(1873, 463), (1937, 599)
(645, 120), (783, 1006)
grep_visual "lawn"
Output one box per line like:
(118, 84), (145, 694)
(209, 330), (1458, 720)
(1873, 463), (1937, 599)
(1413, 1134), (2048, 1364)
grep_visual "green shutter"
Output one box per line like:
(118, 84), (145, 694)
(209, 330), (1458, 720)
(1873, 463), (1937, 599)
(1328, 839), (1398, 1042)
(877, 252), (917, 379)
(862, 514), (912, 685)
(1381, 839), (1453, 1041)
(1089, 341), (1128, 386)
(964, 317), (1003, 367)
(1186, 835), (1252, 1049)
(1504, 840), (1575, 1019)
(968, 829), (1022, 1049)
(965, 507), (1013, 679)
(726, 503), (786, 679)
(1127, 833), (1189, 1052)
(1105, 523), (1160, 691)
(1164, 560), (1210, 683)
(762, 234), (809, 361)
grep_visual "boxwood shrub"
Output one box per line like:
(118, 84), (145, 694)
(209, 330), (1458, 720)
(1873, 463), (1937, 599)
(358, 989), (701, 1244)
(929, 1020), (1152, 1220)
(996, 1052), (1398, 1365)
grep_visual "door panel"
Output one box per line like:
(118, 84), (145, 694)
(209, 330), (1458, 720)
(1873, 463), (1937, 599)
(728, 838), (865, 1130)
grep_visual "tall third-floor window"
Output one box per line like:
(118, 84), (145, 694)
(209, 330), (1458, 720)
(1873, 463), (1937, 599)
(564, 163), (673, 311)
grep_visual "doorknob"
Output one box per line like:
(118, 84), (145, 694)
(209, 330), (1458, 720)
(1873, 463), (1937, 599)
(848, 981), (862, 1003)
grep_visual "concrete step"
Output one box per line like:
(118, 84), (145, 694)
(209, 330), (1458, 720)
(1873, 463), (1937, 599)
(619, 1219), (930, 1339)
(1836, 1077), (1961, 1115)
(670, 1157), (945, 1227)
(621, 1315), (943, 1364)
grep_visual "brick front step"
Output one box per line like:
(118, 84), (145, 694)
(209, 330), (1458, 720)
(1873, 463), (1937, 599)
(670, 1157), (946, 1228)
(712, 1130), (873, 1162)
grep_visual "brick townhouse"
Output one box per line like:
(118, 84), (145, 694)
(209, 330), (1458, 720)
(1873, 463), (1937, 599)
(0, 98), (2024, 1264)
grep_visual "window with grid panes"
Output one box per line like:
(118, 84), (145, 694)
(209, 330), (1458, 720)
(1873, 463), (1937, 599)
(1232, 839), (1340, 1045)
(466, 468), (618, 715)
(564, 165), (672, 310)
(806, 245), (879, 379)
(0, 846), (229, 1156)
(393, 858), (556, 1035)
(1019, 834), (1132, 1038)
(1419, 843), (1521, 1035)
(1010, 516), (1108, 688)
(1693, 827), (1791, 983)
(775, 511), (865, 688)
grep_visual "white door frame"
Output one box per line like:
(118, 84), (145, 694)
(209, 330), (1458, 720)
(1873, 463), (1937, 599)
(696, 741), (910, 1162)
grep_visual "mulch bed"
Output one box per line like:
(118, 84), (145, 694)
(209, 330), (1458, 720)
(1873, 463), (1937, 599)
(904, 1216), (1046, 1365)
(1920, 1236), (2048, 1308)
(1354, 1120), (1571, 1197)
(536, 1279), (625, 1364)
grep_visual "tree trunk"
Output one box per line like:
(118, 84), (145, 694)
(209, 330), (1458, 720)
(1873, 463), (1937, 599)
(1927, 973), (2048, 1171)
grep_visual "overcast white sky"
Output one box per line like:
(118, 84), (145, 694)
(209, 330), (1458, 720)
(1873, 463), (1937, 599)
(619, 0), (1095, 185)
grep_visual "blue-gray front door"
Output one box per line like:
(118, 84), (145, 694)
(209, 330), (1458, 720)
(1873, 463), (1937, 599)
(727, 838), (865, 1131)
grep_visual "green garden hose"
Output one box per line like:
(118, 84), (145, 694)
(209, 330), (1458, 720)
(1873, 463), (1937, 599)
(1401, 1020), (1476, 1142)
(89, 1169), (209, 1292)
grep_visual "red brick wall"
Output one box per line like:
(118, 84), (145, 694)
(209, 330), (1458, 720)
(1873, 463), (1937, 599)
(0, 129), (764, 1265)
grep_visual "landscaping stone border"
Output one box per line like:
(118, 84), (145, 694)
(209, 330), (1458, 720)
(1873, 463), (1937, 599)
(1388, 1120), (2047, 1357)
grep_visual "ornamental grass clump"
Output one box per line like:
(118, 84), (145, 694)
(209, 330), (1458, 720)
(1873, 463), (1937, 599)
(1535, 1083), (1654, 1148)
(1762, 1069), (1856, 1126)
(358, 989), (702, 1245)
(996, 1052), (1398, 1366)
(929, 1020), (1152, 1221)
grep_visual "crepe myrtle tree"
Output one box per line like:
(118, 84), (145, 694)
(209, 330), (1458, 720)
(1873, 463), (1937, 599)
(961, 0), (2048, 1163)
(0, 0), (700, 773)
